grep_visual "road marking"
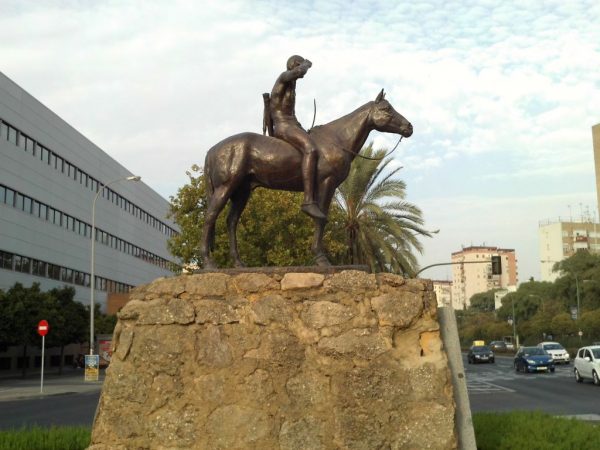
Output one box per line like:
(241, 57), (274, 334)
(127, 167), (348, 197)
(467, 380), (515, 393)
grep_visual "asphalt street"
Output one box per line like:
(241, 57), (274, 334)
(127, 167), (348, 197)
(466, 354), (600, 417)
(0, 370), (103, 430)
(1, 355), (599, 430)
(0, 390), (100, 430)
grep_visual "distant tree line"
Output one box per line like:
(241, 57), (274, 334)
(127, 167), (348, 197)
(458, 251), (600, 352)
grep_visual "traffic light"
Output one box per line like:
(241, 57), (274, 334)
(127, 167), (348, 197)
(491, 255), (502, 275)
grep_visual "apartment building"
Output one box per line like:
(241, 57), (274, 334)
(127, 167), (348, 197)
(539, 219), (600, 282)
(432, 280), (452, 307)
(451, 246), (518, 309)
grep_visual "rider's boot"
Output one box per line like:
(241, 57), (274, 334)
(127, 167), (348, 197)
(301, 150), (327, 220)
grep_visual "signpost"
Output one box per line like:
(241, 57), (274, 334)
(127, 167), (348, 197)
(37, 320), (49, 394)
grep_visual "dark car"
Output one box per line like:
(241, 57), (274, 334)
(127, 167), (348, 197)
(514, 346), (555, 373)
(489, 341), (508, 352)
(467, 345), (495, 364)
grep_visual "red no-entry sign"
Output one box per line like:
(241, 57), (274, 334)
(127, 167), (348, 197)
(37, 320), (49, 336)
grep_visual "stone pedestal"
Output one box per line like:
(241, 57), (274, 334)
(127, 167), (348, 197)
(89, 270), (457, 450)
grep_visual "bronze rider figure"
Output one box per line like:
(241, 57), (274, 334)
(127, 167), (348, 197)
(268, 55), (326, 220)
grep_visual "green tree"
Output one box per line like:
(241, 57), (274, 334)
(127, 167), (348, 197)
(553, 250), (600, 279)
(468, 289), (501, 312)
(45, 286), (87, 374)
(551, 312), (577, 337)
(167, 165), (347, 268)
(334, 144), (432, 275)
(580, 309), (600, 341)
(1, 283), (54, 378)
(94, 305), (118, 336)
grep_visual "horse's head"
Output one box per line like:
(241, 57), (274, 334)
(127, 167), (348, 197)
(369, 89), (413, 137)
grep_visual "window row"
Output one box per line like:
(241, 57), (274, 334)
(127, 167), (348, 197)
(0, 183), (174, 270)
(0, 250), (133, 294)
(1, 118), (178, 238)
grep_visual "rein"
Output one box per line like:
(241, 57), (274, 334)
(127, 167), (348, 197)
(339, 135), (403, 161)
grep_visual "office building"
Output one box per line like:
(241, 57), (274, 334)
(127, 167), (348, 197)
(1, 71), (178, 310)
(451, 246), (518, 309)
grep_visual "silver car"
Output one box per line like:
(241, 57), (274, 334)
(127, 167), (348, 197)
(574, 345), (600, 385)
(538, 341), (570, 364)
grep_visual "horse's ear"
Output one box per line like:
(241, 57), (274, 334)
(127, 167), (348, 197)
(375, 89), (385, 102)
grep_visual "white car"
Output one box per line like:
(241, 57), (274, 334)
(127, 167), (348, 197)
(538, 341), (570, 364)
(574, 346), (600, 385)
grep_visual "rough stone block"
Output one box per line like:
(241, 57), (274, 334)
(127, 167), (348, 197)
(280, 272), (325, 290)
(90, 271), (456, 449)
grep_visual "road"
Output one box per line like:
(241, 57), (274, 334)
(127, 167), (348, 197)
(1, 355), (599, 430)
(0, 391), (100, 430)
(465, 354), (600, 416)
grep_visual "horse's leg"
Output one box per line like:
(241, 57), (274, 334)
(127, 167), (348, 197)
(227, 184), (251, 267)
(312, 177), (337, 266)
(200, 185), (234, 269)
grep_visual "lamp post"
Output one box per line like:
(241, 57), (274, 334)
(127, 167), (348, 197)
(511, 297), (517, 348)
(89, 175), (141, 355)
(574, 274), (583, 342)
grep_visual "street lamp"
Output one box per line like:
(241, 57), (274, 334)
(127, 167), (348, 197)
(573, 274), (590, 342)
(89, 175), (141, 355)
(511, 297), (517, 348)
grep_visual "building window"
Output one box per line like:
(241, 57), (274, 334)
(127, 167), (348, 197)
(48, 264), (61, 280)
(61, 267), (73, 283)
(15, 255), (31, 273)
(7, 124), (18, 145)
(32, 260), (47, 277)
(0, 121), (7, 140)
(0, 251), (13, 270)
(40, 146), (50, 164)
(25, 136), (35, 153)
(23, 196), (32, 214)
(5, 187), (15, 207)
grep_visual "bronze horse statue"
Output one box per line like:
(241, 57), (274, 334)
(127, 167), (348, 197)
(200, 89), (413, 268)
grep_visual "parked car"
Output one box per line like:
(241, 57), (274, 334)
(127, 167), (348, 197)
(538, 341), (570, 364)
(514, 346), (555, 373)
(573, 345), (600, 385)
(489, 341), (508, 352)
(467, 345), (495, 364)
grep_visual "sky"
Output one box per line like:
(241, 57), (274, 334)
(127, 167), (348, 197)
(1, 0), (600, 282)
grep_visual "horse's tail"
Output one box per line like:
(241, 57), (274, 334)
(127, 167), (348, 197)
(204, 154), (216, 252)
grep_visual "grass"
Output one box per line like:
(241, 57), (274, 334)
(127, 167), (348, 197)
(474, 411), (600, 450)
(2, 412), (599, 449)
(0, 426), (91, 450)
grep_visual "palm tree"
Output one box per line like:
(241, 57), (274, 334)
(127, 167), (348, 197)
(334, 143), (432, 275)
